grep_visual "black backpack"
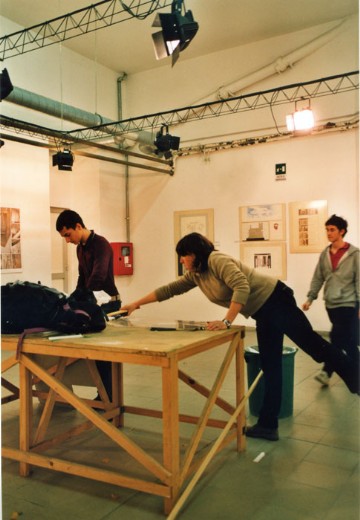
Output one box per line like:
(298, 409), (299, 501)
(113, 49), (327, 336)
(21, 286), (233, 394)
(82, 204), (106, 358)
(1, 281), (106, 334)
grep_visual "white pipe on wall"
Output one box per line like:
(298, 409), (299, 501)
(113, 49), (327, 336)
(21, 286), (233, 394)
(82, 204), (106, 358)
(118, 17), (352, 146)
(193, 17), (351, 104)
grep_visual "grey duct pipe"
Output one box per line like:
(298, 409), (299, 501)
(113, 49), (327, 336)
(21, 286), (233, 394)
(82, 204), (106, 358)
(5, 84), (153, 146)
(6, 86), (110, 127)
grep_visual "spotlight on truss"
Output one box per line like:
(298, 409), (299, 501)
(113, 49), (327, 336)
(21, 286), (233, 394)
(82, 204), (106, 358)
(52, 149), (74, 171)
(152, 0), (199, 66)
(154, 125), (180, 159)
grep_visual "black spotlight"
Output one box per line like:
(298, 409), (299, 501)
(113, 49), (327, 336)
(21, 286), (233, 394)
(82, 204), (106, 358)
(152, 0), (199, 66)
(154, 125), (180, 159)
(0, 68), (14, 101)
(52, 149), (74, 171)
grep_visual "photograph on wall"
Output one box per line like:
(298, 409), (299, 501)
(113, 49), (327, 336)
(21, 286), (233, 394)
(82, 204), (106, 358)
(289, 200), (328, 253)
(174, 209), (214, 276)
(1, 207), (22, 271)
(239, 203), (286, 241)
(240, 241), (287, 280)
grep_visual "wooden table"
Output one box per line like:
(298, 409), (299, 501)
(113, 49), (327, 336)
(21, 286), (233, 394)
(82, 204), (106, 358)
(2, 322), (247, 515)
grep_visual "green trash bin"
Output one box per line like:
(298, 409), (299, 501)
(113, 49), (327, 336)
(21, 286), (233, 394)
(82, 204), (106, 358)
(244, 345), (298, 419)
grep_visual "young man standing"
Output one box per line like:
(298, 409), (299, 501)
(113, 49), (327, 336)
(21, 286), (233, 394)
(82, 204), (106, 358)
(56, 209), (121, 399)
(303, 214), (359, 386)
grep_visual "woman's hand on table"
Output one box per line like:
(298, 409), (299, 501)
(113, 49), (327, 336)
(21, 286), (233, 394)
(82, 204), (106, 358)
(206, 320), (229, 331)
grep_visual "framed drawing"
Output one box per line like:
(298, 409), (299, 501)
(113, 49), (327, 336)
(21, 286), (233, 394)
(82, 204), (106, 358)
(1, 207), (22, 271)
(174, 208), (214, 276)
(240, 241), (287, 280)
(239, 203), (286, 242)
(289, 200), (328, 253)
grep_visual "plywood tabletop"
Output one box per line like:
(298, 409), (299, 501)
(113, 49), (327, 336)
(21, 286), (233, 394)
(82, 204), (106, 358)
(1, 321), (244, 359)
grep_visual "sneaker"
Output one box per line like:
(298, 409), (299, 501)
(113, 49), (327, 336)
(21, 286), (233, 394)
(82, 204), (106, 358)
(245, 423), (279, 441)
(315, 370), (330, 386)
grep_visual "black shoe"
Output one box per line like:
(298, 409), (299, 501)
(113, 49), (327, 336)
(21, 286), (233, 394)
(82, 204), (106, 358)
(245, 423), (279, 441)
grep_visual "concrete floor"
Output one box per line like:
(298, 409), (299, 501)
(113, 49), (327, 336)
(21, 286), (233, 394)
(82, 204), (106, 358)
(2, 329), (359, 520)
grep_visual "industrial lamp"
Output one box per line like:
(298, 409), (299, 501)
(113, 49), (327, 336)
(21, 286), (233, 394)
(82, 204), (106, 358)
(52, 149), (74, 171)
(154, 125), (180, 159)
(0, 68), (14, 101)
(152, 0), (199, 66)
(286, 99), (315, 132)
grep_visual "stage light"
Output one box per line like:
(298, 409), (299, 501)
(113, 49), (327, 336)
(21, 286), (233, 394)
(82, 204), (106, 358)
(286, 99), (315, 132)
(52, 149), (74, 171)
(154, 125), (180, 159)
(152, 0), (199, 66)
(0, 68), (14, 101)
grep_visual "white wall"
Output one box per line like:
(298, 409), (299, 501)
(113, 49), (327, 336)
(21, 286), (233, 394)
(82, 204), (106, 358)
(1, 140), (52, 286)
(1, 15), (358, 335)
(115, 128), (359, 331)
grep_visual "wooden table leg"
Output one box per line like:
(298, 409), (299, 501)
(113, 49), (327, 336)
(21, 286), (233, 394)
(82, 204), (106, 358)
(19, 356), (32, 476)
(112, 362), (124, 428)
(162, 356), (180, 515)
(167, 369), (263, 520)
(236, 330), (246, 452)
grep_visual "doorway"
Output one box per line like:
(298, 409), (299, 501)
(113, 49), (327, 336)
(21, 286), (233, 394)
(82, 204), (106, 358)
(50, 207), (69, 293)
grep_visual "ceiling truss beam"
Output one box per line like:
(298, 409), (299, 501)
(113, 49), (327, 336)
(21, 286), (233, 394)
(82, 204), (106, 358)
(0, 0), (172, 61)
(66, 71), (359, 141)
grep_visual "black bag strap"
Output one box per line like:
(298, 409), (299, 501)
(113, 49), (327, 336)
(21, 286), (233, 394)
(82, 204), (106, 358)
(16, 327), (49, 360)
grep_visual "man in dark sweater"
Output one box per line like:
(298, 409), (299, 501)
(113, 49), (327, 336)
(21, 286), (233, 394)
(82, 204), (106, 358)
(56, 209), (121, 399)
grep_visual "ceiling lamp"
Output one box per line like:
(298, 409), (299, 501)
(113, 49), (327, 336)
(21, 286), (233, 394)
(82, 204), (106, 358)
(154, 125), (180, 159)
(286, 99), (315, 132)
(52, 149), (74, 171)
(152, 0), (199, 66)
(0, 68), (14, 101)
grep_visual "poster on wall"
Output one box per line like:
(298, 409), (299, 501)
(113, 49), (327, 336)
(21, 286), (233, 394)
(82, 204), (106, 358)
(174, 209), (214, 276)
(239, 203), (286, 242)
(289, 200), (328, 253)
(1, 207), (22, 272)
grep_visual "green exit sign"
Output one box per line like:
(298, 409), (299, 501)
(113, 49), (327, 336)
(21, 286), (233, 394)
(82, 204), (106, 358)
(275, 163), (286, 175)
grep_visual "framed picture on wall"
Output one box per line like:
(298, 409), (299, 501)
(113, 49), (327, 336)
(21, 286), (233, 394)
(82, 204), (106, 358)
(239, 203), (286, 242)
(240, 241), (287, 280)
(1, 207), (22, 272)
(174, 208), (214, 276)
(289, 200), (328, 253)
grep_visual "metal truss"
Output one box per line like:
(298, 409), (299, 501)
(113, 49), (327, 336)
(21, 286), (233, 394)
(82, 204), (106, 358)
(177, 117), (359, 157)
(0, 115), (175, 175)
(67, 71), (359, 141)
(0, 115), (72, 145)
(1, 72), (358, 152)
(0, 0), (172, 61)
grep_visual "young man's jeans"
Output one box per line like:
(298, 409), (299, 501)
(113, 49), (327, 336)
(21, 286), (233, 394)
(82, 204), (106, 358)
(96, 298), (121, 397)
(324, 306), (359, 376)
(252, 281), (332, 429)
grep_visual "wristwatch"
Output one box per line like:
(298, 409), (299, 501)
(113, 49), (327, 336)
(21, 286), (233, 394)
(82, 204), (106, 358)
(222, 319), (231, 329)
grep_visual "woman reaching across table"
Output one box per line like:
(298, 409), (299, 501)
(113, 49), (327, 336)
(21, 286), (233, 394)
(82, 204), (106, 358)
(122, 233), (359, 441)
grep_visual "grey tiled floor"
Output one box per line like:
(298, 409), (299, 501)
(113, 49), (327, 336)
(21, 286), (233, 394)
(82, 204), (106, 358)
(2, 330), (359, 520)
